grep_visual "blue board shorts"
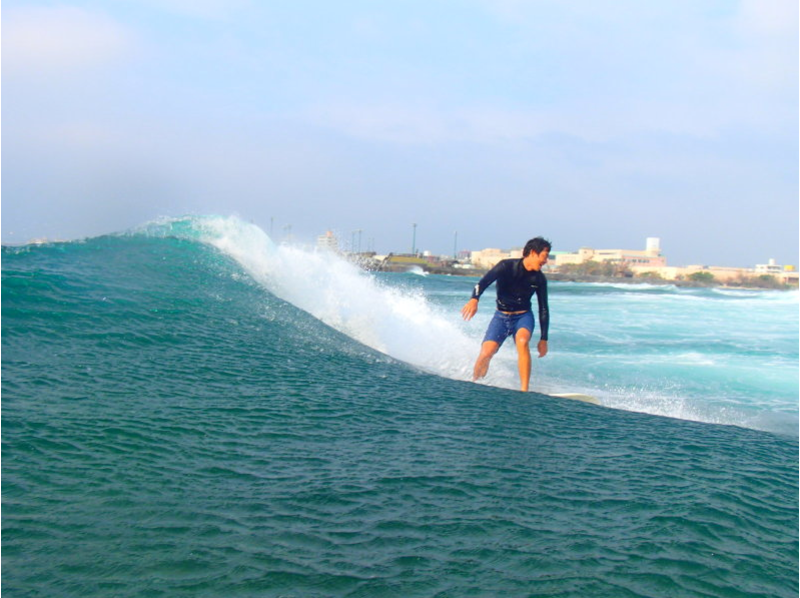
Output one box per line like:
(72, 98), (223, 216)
(483, 310), (535, 346)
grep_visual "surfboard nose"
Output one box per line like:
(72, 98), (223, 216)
(550, 393), (601, 405)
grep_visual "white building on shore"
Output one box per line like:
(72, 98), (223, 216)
(316, 231), (339, 252)
(755, 259), (784, 276)
(469, 247), (523, 269)
(553, 237), (666, 270)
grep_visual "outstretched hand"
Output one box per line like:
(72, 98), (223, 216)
(461, 298), (478, 321)
(537, 340), (548, 358)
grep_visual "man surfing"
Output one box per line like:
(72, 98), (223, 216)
(461, 237), (551, 392)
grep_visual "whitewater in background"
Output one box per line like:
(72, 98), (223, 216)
(144, 216), (799, 436)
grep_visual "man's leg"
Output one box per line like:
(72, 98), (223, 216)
(515, 328), (532, 391)
(473, 341), (500, 381)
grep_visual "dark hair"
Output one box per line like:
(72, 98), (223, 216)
(523, 237), (552, 257)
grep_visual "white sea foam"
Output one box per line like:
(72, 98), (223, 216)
(182, 215), (518, 387)
(406, 266), (429, 277)
(146, 216), (799, 435)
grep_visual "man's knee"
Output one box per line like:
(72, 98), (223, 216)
(515, 330), (532, 348)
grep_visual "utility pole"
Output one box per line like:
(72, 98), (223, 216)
(412, 223), (417, 255)
(454, 231), (458, 259)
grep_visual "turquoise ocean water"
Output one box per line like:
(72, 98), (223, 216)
(3, 215), (798, 597)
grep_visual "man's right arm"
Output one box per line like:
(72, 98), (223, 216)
(470, 260), (504, 301)
(462, 261), (504, 320)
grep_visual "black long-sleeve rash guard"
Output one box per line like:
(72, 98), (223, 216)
(471, 258), (550, 341)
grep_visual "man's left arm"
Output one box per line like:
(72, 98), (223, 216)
(536, 275), (549, 358)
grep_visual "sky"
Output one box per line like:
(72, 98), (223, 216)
(2, 0), (798, 267)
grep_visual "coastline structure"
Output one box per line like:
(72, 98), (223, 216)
(316, 230), (340, 252)
(554, 237), (666, 270)
(469, 238), (798, 287)
(320, 230), (798, 288)
(469, 238), (666, 272)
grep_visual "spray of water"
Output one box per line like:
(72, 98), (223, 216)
(164, 215), (526, 389)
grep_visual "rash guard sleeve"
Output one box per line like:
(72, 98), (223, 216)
(536, 275), (549, 341)
(470, 260), (505, 302)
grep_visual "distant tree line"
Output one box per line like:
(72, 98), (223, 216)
(556, 262), (794, 289)
(677, 271), (790, 288)
(657, 271), (789, 289)
(721, 274), (790, 289)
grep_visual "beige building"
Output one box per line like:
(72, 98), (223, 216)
(777, 267), (799, 285)
(553, 237), (666, 269)
(469, 247), (523, 269)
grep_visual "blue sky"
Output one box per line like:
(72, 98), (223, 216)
(3, 0), (797, 267)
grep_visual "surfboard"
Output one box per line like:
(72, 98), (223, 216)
(549, 392), (601, 405)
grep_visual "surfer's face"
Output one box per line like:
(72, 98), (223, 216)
(531, 249), (549, 269)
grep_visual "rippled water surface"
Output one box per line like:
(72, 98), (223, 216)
(3, 217), (798, 597)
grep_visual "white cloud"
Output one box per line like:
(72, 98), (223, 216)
(3, 6), (135, 74)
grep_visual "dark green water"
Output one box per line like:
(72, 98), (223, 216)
(3, 231), (798, 597)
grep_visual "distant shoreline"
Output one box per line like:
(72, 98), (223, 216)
(368, 261), (796, 291)
(545, 273), (734, 289)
